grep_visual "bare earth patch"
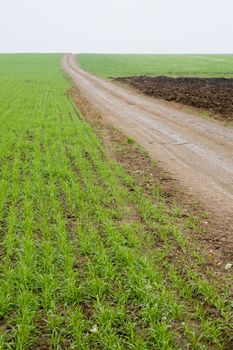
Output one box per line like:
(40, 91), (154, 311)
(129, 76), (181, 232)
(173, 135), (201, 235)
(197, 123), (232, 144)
(114, 76), (233, 122)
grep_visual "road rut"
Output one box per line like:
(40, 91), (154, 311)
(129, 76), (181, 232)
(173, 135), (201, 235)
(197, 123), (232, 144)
(62, 54), (233, 230)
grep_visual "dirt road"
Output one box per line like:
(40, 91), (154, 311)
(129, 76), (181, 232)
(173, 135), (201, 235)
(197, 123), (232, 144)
(62, 54), (233, 226)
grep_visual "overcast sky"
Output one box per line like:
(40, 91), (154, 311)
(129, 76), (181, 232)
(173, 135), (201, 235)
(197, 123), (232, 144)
(0, 0), (232, 54)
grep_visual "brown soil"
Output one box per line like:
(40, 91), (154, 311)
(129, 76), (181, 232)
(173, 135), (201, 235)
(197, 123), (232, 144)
(114, 76), (233, 121)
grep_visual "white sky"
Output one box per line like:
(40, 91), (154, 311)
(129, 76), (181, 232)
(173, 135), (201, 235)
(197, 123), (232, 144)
(0, 0), (232, 54)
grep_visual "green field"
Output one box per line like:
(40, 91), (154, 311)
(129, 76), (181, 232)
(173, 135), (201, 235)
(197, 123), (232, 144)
(0, 54), (231, 349)
(78, 54), (233, 78)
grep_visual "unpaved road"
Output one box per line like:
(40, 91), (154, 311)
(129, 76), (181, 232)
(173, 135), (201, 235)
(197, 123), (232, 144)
(62, 54), (233, 227)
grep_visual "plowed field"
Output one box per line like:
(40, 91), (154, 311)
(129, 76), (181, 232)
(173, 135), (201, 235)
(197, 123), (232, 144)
(115, 76), (233, 121)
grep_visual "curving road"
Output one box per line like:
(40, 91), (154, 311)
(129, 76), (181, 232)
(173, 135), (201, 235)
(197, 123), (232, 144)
(62, 54), (233, 224)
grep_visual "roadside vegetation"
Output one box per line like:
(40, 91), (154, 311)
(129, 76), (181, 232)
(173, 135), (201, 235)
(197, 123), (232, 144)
(77, 54), (233, 78)
(0, 54), (232, 349)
